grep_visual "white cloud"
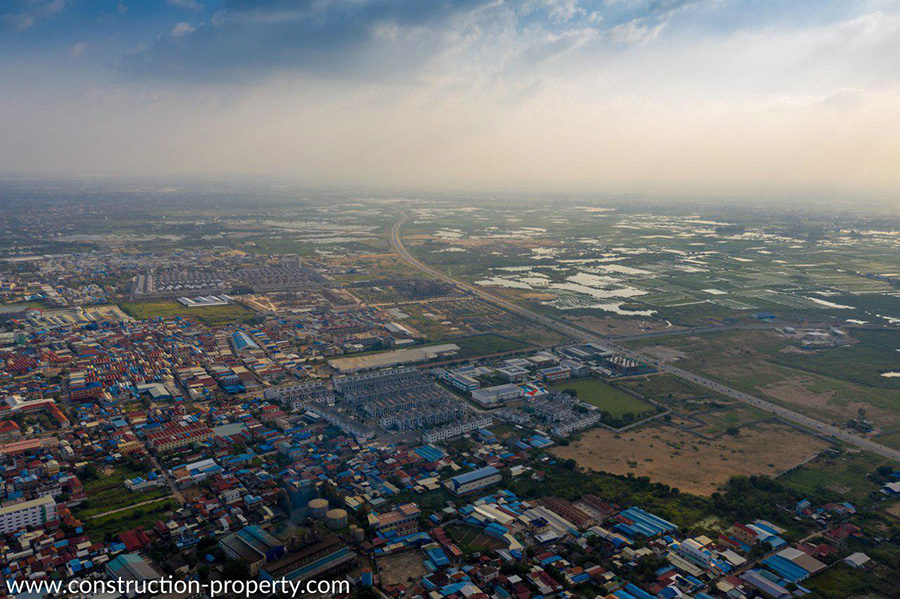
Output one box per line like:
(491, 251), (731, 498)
(170, 22), (196, 38)
(167, 0), (203, 10)
(2, 0), (68, 31)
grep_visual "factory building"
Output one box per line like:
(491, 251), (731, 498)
(446, 466), (502, 496)
(471, 383), (524, 407)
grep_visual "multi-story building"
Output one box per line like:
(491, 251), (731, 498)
(539, 365), (571, 383)
(369, 503), (421, 537)
(264, 381), (334, 411)
(422, 415), (493, 443)
(0, 495), (57, 535)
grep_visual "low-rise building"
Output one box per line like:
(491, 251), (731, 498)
(471, 384), (524, 407)
(446, 466), (502, 496)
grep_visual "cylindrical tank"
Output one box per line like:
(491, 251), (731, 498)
(349, 525), (365, 543)
(308, 498), (329, 519)
(326, 508), (348, 530)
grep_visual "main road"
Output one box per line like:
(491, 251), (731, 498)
(390, 212), (900, 462)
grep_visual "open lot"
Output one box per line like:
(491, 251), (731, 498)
(618, 373), (731, 411)
(450, 333), (532, 359)
(779, 449), (893, 503)
(552, 422), (829, 495)
(770, 328), (900, 389)
(81, 499), (179, 542)
(120, 300), (257, 326)
(377, 551), (431, 586)
(74, 465), (170, 520)
(627, 330), (900, 432)
(446, 523), (507, 553)
(693, 404), (771, 436)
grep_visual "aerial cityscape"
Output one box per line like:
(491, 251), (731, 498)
(1, 1), (899, 599)
(0, 188), (897, 599)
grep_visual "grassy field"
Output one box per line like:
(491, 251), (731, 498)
(74, 465), (170, 519)
(695, 404), (771, 436)
(81, 499), (179, 541)
(618, 374), (718, 402)
(779, 450), (891, 504)
(449, 333), (531, 359)
(488, 423), (523, 440)
(120, 300), (257, 326)
(626, 330), (900, 430)
(446, 523), (507, 552)
(875, 430), (900, 450)
(769, 328), (900, 389)
(552, 379), (654, 418)
(805, 562), (895, 599)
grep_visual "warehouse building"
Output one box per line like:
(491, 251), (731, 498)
(471, 383), (524, 407)
(445, 466), (502, 496)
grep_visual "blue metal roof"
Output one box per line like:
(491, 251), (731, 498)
(450, 466), (500, 486)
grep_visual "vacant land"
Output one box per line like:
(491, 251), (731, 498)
(770, 329), (900, 390)
(552, 379), (654, 418)
(553, 423), (829, 495)
(447, 523), (507, 553)
(573, 315), (684, 337)
(806, 562), (896, 599)
(121, 301), (256, 325)
(74, 465), (170, 520)
(81, 498), (178, 541)
(694, 404), (771, 436)
(618, 373), (732, 411)
(377, 552), (430, 586)
(627, 330), (900, 431)
(876, 430), (900, 450)
(779, 450), (892, 503)
(451, 333), (531, 359)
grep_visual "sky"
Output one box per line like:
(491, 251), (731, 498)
(2, 1), (899, 202)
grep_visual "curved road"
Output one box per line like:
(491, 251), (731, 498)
(390, 212), (900, 462)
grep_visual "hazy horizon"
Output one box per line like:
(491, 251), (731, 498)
(2, 1), (900, 205)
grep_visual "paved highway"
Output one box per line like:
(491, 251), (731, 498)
(390, 212), (900, 462)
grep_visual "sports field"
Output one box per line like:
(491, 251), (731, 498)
(552, 379), (654, 418)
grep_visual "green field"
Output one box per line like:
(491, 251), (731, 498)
(805, 562), (895, 599)
(695, 404), (771, 436)
(449, 333), (531, 359)
(875, 430), (900, 451)
(769, 329), (900, 389)
(81, 499), (179, 542)
(618, 373), (734, 412)
(446, 523), (507, 552)
(552, 379), (654, 418)
(626, 329), (900, 429)
(121, 300), (257, 326)
(779, 451), (891, 504)
(73, 465), (171, 519)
